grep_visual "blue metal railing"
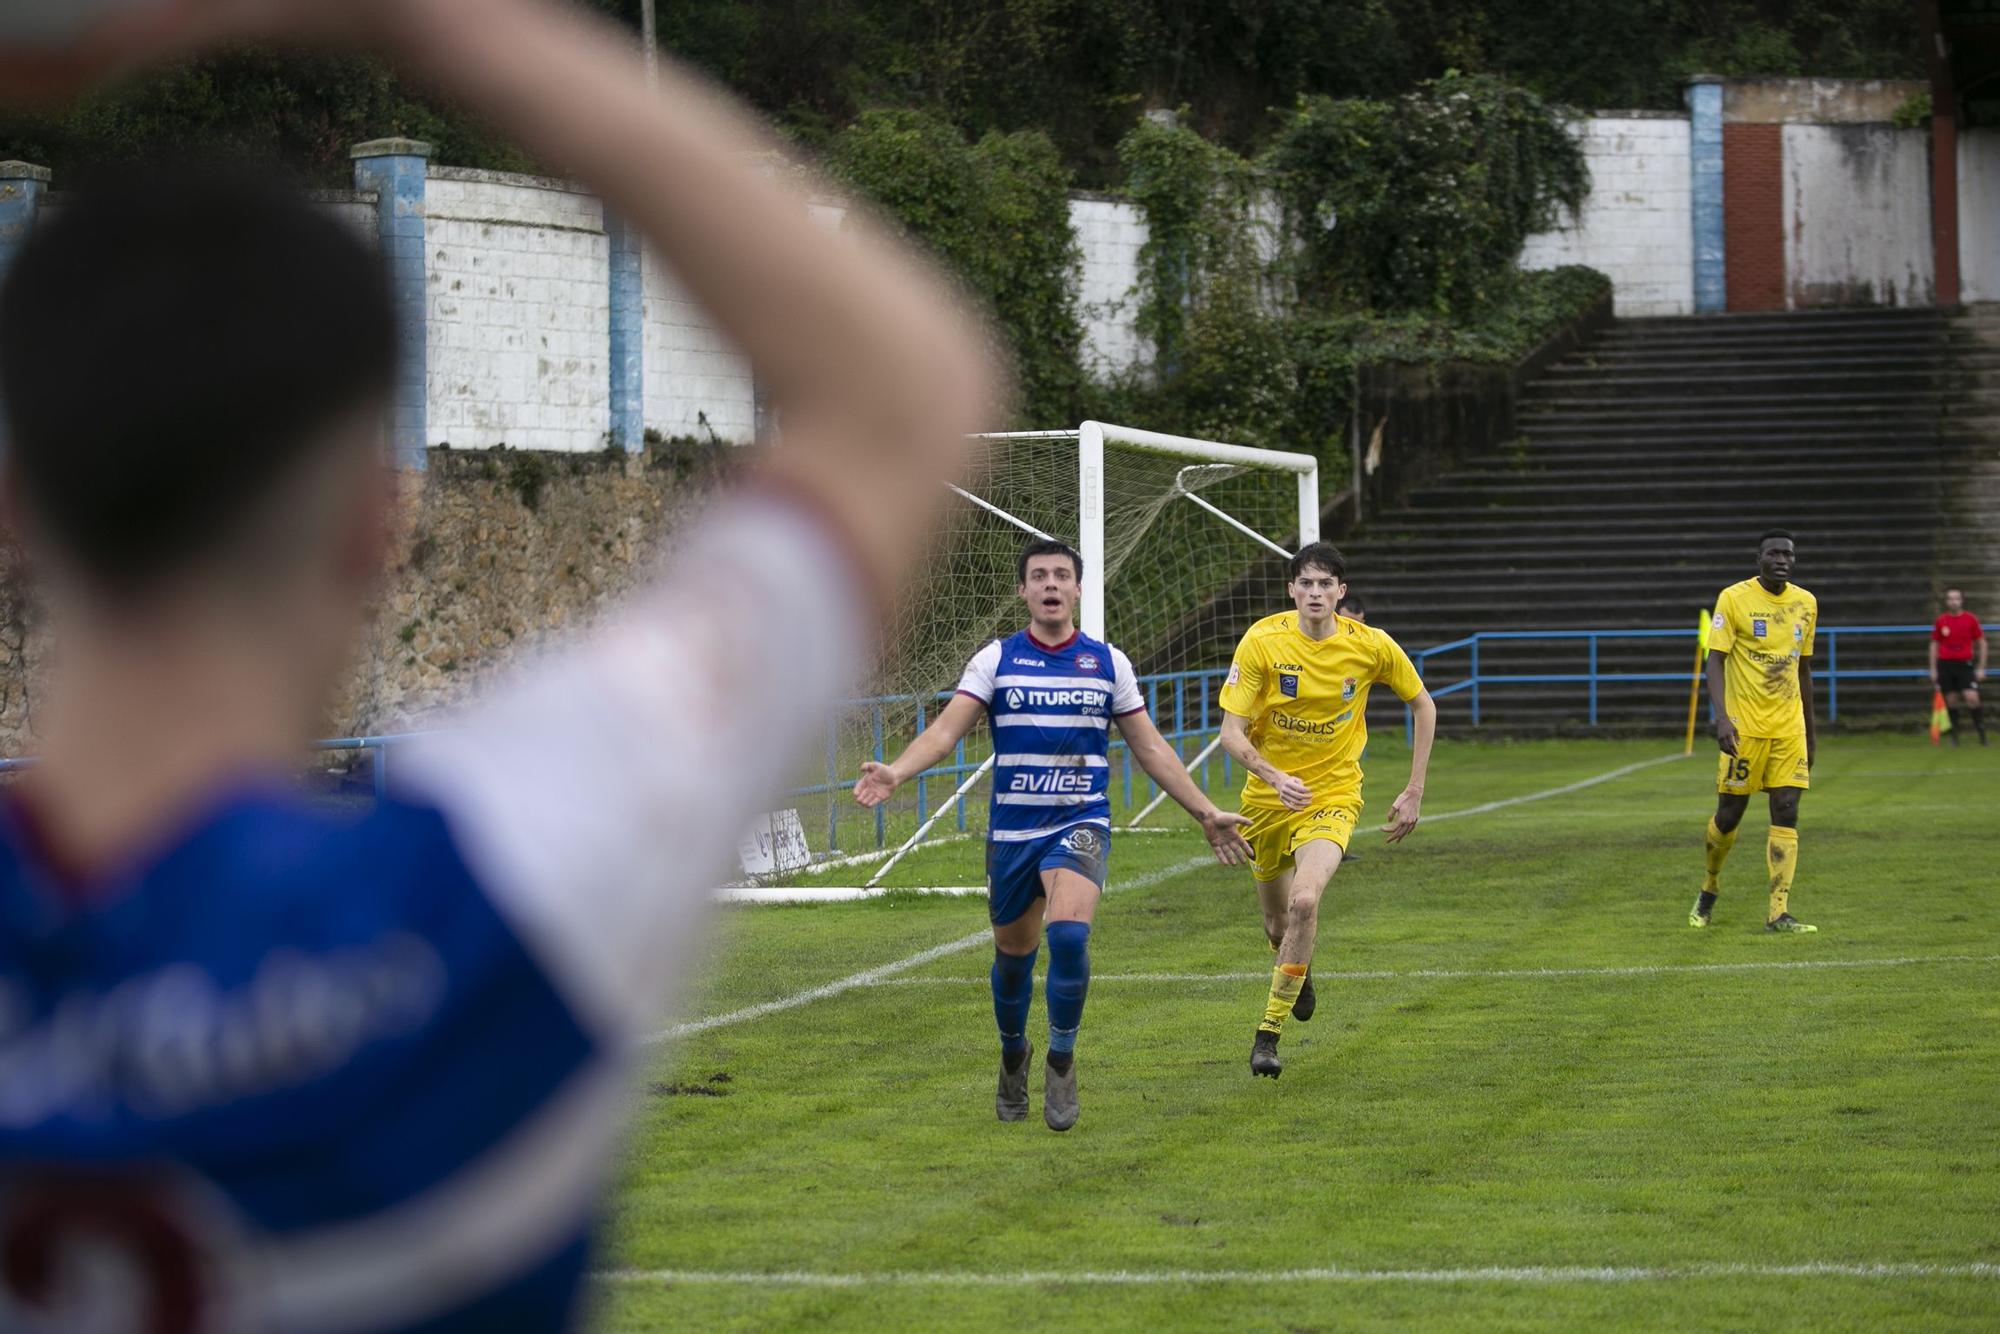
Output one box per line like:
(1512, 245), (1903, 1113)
(0, 626), (1935, 857)
(1404, 624), (1933, 745)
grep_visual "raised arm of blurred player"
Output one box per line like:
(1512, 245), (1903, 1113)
(27, 0), (1005, 1039)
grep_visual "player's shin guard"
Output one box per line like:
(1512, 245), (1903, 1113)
(1703, 818), (1738, 892)
(1044, 921), (1091, 1061)
(1766, 826), (1799, 922)
(992, 946), (1037, 1057)
(1260, 963), (1306, 1035)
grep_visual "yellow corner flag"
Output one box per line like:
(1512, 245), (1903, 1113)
(1684, 609), (1711, 756)
(1931, 689), (1952, 745)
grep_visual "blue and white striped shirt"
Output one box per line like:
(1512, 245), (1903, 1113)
(956, 629), (1145, 843)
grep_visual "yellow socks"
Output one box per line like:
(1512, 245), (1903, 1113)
(1260, 963), (1307, 1035)
(1703, 818), (1739, 892)
(1767, 826), (1798, 921)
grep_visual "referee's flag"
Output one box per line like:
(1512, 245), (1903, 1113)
(1931, 689), (1952, 745)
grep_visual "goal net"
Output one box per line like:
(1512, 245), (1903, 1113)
(759, 421), (1317, 889)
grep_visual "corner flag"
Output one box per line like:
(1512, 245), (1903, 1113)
(1931, 689), (1952, 745)
(1683, 609), (1711, 756)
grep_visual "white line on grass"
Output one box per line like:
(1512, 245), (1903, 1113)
(597, 1261), (1999, 1287)
(865, 954), (2000, 987)
(646, 855), (1214, 1044)
(1422, 751), (1685, 823)
(657, 752), (1688, 1044)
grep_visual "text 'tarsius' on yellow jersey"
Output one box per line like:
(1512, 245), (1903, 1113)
(1708, 577), (1817, 740)
(1217, 612), (1425, 812)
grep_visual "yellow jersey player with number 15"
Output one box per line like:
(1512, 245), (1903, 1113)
(1218, 542), (1435, 1079)
(1693, 529), (1820, 934)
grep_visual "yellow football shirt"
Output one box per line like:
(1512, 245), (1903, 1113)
(1217, 612), (1424, 811)
(1708, 577), (1817, 740)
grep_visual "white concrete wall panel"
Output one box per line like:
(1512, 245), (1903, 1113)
(1069, 195), (1150, 377)
(641, 255), (756, 444)
(426, 173), (611, 453)
(1959, 127), (2000, 305)
(1519, 116), (1694, 317)
(1781, 124), (1934, 309)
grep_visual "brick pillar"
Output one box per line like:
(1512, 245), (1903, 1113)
(0, 161), (50, 284)
(1722, 122), (1785, 311)
(352, 138), (433, 471)
(606, 213), (644, 452)
(1686, 77), (1726, 313)
(1934, 112), (1961, 308)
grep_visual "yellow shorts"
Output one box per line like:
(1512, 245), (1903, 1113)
(1243, 801), (1360, 883)
(1716, 734), (1811, 795)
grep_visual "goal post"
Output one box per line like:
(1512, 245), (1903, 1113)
(756, 421), (1320, 895)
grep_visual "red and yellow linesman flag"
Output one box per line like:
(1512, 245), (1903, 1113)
(1931, 689), (1953, 745)
(1683, 609), (1712, 756)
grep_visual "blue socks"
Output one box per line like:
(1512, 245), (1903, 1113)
(1045, 920), (1091, 1056)
(991, 946), (1037, 1055)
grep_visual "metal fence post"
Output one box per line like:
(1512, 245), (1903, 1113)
(372, 744), (387, 799)
(825, 722), (839, 852)
(1588, 634), (1599, 727)
(872, 705), (885, 849)
(1827, 629), (1838, 723)
(1470, 637), (1482, 727)
(914, 698), (928, 824)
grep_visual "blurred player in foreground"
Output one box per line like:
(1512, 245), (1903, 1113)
(1692, 531), (1819, 933)
(855, 539), (1249, 1131)
(1218, 544), (1434, 1078)
(0, 0), (997, 1328)
(1930, 587), (1987, 746)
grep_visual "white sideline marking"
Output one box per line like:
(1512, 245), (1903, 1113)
(647, 856), (1214, 1044)
(867, 954), (2000, 987)
(1422, 752), (1686, 823)
(661, 752), (1688, 1042)
(718, 885), (985, 905)
(597, 1261), (2000, 1288)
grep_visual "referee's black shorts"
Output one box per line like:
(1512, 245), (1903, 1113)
(1938, 659), (1978, 694)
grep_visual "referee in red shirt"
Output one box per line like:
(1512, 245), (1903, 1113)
(1930, 587), (1988, 745)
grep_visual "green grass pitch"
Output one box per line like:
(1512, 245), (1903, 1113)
(595, 734), (1999, 1331)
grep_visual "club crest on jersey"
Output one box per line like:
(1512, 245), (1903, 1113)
(1005, 688), (1025, 709)
(1341, 676), (1356, 702)
(1076, 652), (1100, 671)
(1793, 623), (1803, 642)
(1752, 618), (1768, 638)
(1279, 673), (1299, 698)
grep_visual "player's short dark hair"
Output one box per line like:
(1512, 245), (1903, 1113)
(1336, 592), (1365, 614)
(1289, 541), (1345, 582)
(1758, 528), (1795, 548)
(0, 164), (398, 593)
(1017, 538), (1081, 583)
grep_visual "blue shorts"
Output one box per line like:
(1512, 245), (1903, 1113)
(985, 824), (1111, 926)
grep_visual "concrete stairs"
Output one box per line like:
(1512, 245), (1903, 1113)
(1346, 306), (1992, 734)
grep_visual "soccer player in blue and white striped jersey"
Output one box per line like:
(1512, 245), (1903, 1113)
(855, 539), (1249, 1130)
(0, 0), (999, 1327)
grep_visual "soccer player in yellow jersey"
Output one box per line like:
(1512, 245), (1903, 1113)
(1693, 529), (1820, 933)
(1218, 543), (1436, 1077)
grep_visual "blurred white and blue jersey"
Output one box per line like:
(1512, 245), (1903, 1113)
(0, 497), (867, 1334)
(955, 629), (1145, 845)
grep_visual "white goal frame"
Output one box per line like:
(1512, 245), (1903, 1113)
(987, 421), (1320, 639)
(744, 420), (1320, 901)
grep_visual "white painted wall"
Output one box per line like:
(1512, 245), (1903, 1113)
(426, 169), (611, 453)
(1781, 124), (1933, 308)
(1070, 194), (1150, 377)
(1519, 115), (1693, 316)
(642, 257), (756, 444)
(1960, 127), (2000, 305)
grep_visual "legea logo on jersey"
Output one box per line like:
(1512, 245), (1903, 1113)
(1006, 688), (1026, 709)
(1076, 652), (1100, 671)
(1752, 618), (1768, 638)
(1009, 769), (1097, 794)
(1279, 673), (1299, 698)
(1341, 676), (1356, 702)
(1010, 657), (1047, 667)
